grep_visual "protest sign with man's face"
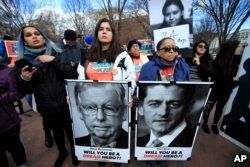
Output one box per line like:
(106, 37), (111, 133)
(75, 83), (127, 147)
(139, 84), (188, 137)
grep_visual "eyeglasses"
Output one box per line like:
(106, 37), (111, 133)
(79, 105), (122, 116)
(158, 46), (179, 52)
(198, 44), (208, 49)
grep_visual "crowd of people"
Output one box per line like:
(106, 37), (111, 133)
(0, 16), (244, 167)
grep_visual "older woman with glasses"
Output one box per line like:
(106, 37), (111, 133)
(139, 37), (189, 81)
(185, 40), (214, 81)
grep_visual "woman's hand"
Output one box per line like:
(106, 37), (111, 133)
(8, 63), (15, 68)
(21, 66), (37, 81)
(128, 99), (133, 108)
(35, 55), (55, 63)
(233, 76), (239, 81)
(193, 54), (200, 65)
(128, 96), (134, 108)
(66, 96), (70, 105)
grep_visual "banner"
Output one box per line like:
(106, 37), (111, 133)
(220, 37), (250, 152)
(135, 81), (211, 160)
(153, 24), (190, 49)
(66, 80), (131, 163)
(4, 40), (18, 57)
(148, 0), (193, 58)
(138, 39), (154, 57)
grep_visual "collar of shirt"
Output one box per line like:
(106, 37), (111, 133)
(146, 121), (187, 147)
(63, 39), (76, 47)
(90, 137), (117, 148)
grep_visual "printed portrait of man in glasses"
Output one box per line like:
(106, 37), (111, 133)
(74, 82), (128, 148)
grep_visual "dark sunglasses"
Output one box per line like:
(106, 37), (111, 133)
(159, 46), (179, 52)
(198, 44), (208, 49)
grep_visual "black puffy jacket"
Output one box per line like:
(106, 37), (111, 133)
(15, 50), (77, 114)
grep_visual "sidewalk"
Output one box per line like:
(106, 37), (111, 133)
(6, 100), (249, 167)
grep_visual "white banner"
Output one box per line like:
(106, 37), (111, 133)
(76, 146), (130, 163)
(135, 146), (192, 160)
(153, 24), (190, 49)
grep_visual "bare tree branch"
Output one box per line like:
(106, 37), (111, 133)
(62, 0), (91, 36)
(0, 0), (41, 36)
(194, 0), (250, 47)
(126, 0), (152, 38)
(97, 0), (129, 37)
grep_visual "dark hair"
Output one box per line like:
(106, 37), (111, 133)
(193, 40), (211, 62)
(127, 39), (141, 52)
(162, 0), (184, 15)
(215, 40), (240, 77)
(64, 29), (77, 41)
(89, 18), (123, 62)
(156, 37), (174, 51)
(139, 83), (195, 104)
(3, 35), (13, 40)
(243, 58), (250, 72)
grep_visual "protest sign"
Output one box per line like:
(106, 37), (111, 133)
(66, 80), (131, 163)
(4, 40), (18, 57)
(135, 81), (211, 160)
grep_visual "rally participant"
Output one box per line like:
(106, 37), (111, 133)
(16, 25), (78, 167)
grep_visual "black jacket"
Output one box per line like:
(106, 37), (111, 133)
(15, 50), (77, 114)
(57, 40), (85, 65)
(186, 55), (214, 81)
(212, 61), (239, 98)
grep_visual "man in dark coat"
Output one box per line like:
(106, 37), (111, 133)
(57, 29), (85, 67)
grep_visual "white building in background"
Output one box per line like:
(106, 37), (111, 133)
(237, 29), (250, 43)
(209, 29), (250, 58)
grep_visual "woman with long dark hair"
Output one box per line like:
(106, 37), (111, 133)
(16, 25), (78, 166)
(77, 18), (135, 167)
(202, 40), (242, 134)
(77, 18), (135, 85)
(186, 40), (213, 81)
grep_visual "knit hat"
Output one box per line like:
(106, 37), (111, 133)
(84, 34), (93, 45)
(64, 29), (77, 41)
(127, 39), (141, 51)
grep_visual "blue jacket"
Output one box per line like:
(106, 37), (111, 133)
(139, 56), (190, 81)
(0, 41), (9, 64)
